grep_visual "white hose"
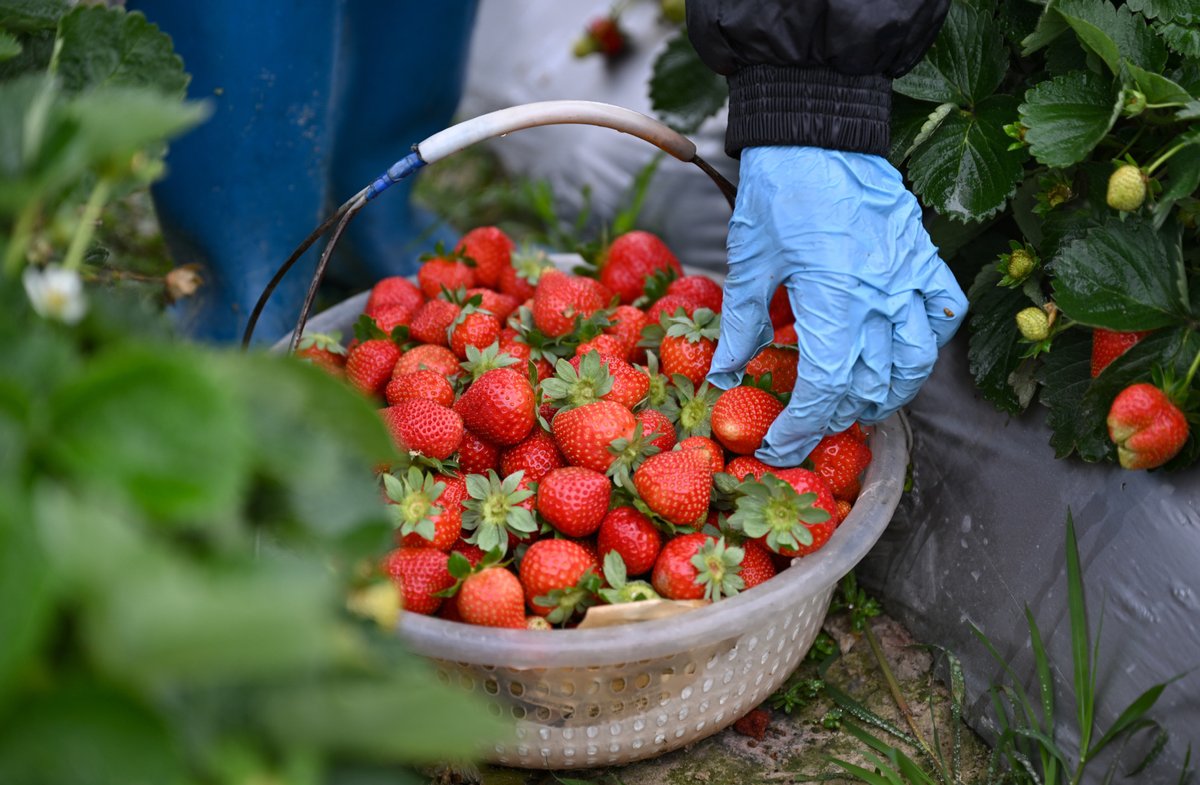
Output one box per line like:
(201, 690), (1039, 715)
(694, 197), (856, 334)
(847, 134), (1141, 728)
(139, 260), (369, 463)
(415, 100), (698, 165)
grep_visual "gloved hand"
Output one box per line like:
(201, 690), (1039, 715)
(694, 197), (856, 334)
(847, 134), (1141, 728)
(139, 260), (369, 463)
(707, 146), (968, 466)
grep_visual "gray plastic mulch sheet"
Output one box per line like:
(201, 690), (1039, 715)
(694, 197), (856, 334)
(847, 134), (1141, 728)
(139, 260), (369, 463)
(857, 333), (1200, 782)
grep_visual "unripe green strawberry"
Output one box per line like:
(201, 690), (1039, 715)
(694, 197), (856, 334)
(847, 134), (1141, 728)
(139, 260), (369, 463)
(1107, 165), (1147, 212)
(1121, 89), (1147, 117)
(1016, 307), (1050, 341)
(1007, 248), (1035, 281)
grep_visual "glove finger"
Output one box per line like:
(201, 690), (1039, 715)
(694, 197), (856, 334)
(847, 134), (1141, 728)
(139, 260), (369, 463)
(859, 293), (939, 423)
(918, 259), (969, 349)
(828, 311), (893, 433)
(706, 262), (780, 390)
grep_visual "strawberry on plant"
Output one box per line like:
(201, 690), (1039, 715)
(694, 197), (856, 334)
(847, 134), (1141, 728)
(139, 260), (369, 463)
(597, 506), (662, 576)
(808, 430), (872, 502)
(455, 226), (514, 289)
(632, 448), (713, 527)
(637, 408), (677, 453)
(519, 538), (601, 621)
(536, 466), (611, 538)
(393, 343), (461, 378)
(711, 385), (785, 455)
(345, 338), (401, 397)
(652, 533), (743, 601)
(1015, 306), (1050, 341)
(660, 308), (720, 387)
(599, 230), (681, 305)
(382, 547), (454, 616)
(1107, 164), (1148, 212)
(460, 470), (539, 555)
(598, 551), (660, 604)
(552, 399), (637, 472)
(665, 275), (723, 313)
(573, 15), (627, 58)
(1091, 329), (1152, 377)
(296, 332), (347, 376)
(381, 399), (464, 461)
(1107, 383), (1189, 470)
(385, 369), (455, 408)
(458, 367), (536, 446)
(728, 472), (835, 558)
(500, 429), (566, 483)
(417, 254), (476, 299)
(746, 346), (798, 394)
(366, 275), (424, 315)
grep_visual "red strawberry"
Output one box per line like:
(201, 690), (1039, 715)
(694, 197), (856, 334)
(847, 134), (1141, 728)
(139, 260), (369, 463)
(678, 435), (724, 474)
(846, 422), (870, 443)
(365, 276), (424, 315)
(746, 346), (798, 394)
(409, 299), (461, 347)
(574, 16), (626, 58)
(632, 449), (713, 527)
(367, 302), (414, 334)
(725, 455), (775, 481)
(637, 408), (677, 453)
(605, 304), (649, 361)
(465, 288), (519, 322)
(711, 386), (785, 455)
(449, 309), (502, 360)
(568, 353), (649, 411)
(1091, 329), (1153, 377)
(387, 469), (462, 551)
(450, 538), (486, 567)
(536, 466), (611, 538)
(458, 367), (536, 446)
(644, 294), (696, 326)
(500, 429), (566, 483)
(519, 539), (600, 621)
(461, 470), (538, 555)
(532, 270), (609, 338)
(660, 308), (720, 387)
(417, 256), (476, 299)
(665, 275), (723, 313)
(392, 343), (461, 378)
(458, 566), (527, 628)
(575, 333), (629, 362)
(383, 547), (453, 616)
(1107, 382), (1189, 469)
(651, 534), (743, 601)
(597, 506), (661, 575)
(730, 468), (837, 558)
(296, 332), (347, 376)
(381, 399), (464, 461)
(500, 248), (550, 300)
(551, 400), (637, 472)
(345, 339), (401, 397)
(836, 499), (853, 523)
(809, 430), (873, 501)
(740, 540), (777, 590)
(455, 226), (514, 289)
(457, 429), (501, 475)
(600, 231), (682, 304)
(768, 285), (791, 327)
(385, 369), (455, 408)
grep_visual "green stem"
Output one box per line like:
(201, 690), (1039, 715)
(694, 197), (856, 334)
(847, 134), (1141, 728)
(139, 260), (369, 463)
(3, 198), (40, 278)
(1111, 125), (1145, 162)
(1146, 141), (1192, 176)
(1182, 344), (1200, 391)
(61, 177), (111, 272)
(864, 622), (937, 762)
(1144, 102), (1186, 110)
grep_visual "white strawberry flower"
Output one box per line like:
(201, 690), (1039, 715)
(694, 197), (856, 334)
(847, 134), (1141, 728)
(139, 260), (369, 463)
(23, 264), (87, 325)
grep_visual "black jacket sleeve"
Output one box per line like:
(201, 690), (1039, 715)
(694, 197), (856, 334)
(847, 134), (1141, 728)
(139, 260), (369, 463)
(686, 0), (949, 158)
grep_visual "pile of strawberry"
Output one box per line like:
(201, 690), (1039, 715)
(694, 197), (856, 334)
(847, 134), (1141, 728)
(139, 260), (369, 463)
(299, 227), (873, 630)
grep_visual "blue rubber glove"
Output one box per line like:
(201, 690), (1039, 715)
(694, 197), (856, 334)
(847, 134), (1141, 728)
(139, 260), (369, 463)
(707, 146), (968, 466)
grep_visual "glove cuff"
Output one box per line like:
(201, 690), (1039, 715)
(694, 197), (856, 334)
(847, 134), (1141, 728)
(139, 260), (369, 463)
(724, 65), (892, 159)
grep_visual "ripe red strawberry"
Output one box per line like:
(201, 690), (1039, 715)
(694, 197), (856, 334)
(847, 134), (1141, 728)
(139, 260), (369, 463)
(773, 323), (798, 345)
(575, 333), (629, 361)
(730, 468), (838, 558)
(450, 538), (486, 567)
(500, 429), (566, 483)
(565, 353), (649, 411)
(746, 346), (798, 394)
(678, 435), (724, 474)
(295, 332), (347, 376)
(1091, 329), (1153, 377)
(455, 226), (514, 289)
(457, 429), (501, 475)
(651, 534), (743, 601)
(499, 247), (550, 300)
(449, 309), (502, 360)
(632, 449), (713, 527)
(380, 399), (464, 461)
(660, 309), (720, 387)
(768, 285), (791, 327)
(387, 469), (463, 551)
(383, 547), (454, 615)
(836, 499), (853, 523)
(385, 369), (455, 408)
(644, 294), (696, 326)
(458, 566), (527, 628)
(365, 276), (424, 315)
(637, 408), (677, 453)
(665, 275), (723, 313)
(345, 339), (401, 397)
(605, 304), (649, 361)
(409, 299), (461, 347)
(392, 343), (461, 378)
(597, 506), (661, 575)
(574, 16), (626, 58)
(367, 302), (414, 334)
(599, 231), (682, 304)
(711, 386), (785, 455)
(461, 470), (538, 554)
(417, 256), (476, 299)
(532, 270), (609, 337)
(551, 400), (637, 472)
(1107, 382), (1189, 469)
(457, 367), (536, 446)
(740, 540), (777, 589)
(465, 288), (519, 322)
(536, 466), (612, 537)
(519, 538), (600, 621)
(809, 430), (873, 501)
(724, 455), (774, 481)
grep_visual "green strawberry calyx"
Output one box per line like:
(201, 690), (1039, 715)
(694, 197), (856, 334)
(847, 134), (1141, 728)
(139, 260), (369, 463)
(660, 374), (720, 438)
(382, 467), (446, 543)
(461, 470), (538, 556)
(297, 331), (346, 355)
(662, 307), (720, 343)
(434, 547), (506, 598)
(541, 350), (615, 411)
(606, 421), (663, 491)
(598, 551), (661, 604)
(535, 568), (602, 624)
(460, 341), (520, 381)
(690, 536), (745, 602)
(727, 475), (829, 553)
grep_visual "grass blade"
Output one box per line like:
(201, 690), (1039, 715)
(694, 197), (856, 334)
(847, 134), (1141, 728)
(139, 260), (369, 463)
(1064, 512), (1094, 755)
(824, 683), (920, 747)
(1012, 727), (1073, 772)
(1089, 683), (1169, 756)
(1176, 743), (1192, 785)
(1125, 726), (1169, 777)
(827, 756), (899, 785)
(1024, 604), (1055, 729)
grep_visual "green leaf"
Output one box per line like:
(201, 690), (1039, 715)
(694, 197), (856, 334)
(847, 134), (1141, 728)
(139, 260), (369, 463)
(1022, 0), (1072, 55)
(0, 30), (20, 61)
(0, 682), (186, 785)
(1089, 682), (1169, 756)
(1036, 328), (1109, 459)
(1051, 218), (1188, 330)
(1055, 0), (1168, 73)
(1019, 71), (1122, 167)
(1153, 144), (1200, 228)
(47, 348), (251, 523)
(1125, 0), (1195, 22)
(0, 493), (52, 711)
(649, 30), (727, 134)
(66, 86), (211, 168)
(1064, 512), (1094, 748)
(967, 264), (1029, 414)
(894, 0), (1008, 105)
(889, 93), (933, 167)
(57, 5), (189, 97)
(0, 0), (67, 31)
(909, 95), (1026, 223)
(1125, 62), (1194, 106)
(1156, 18), (1200, 57)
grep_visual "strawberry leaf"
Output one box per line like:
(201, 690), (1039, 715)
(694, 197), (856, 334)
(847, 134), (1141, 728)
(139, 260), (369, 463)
(649, 30), (727, 134)
(1018, 71), (1123, 168)
(967, 264), (1031, 415)
(893, 0), (1007, 105)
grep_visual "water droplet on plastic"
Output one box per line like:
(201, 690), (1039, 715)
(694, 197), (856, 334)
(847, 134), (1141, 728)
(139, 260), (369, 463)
(970, 570), (981, 582)
(960, 515), (972, 533)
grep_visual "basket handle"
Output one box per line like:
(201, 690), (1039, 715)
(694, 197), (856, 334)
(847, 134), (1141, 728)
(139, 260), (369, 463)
(244, 100), (737, 350)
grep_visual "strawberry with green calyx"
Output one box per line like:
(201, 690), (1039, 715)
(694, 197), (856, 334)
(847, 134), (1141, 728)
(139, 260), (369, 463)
(651, 533), (739, 601)
(1108, 382), (1189, 469)
(634, 266), (679, 308)
(461, 470), (539, 555)
(727, 474), (833, 556)
(552, 399), (637, 472)
(380, 398), (464, 461)
(632, 448), (713, 527)
(1034, 172), (1074, 217)
(366, 302), (415, 335)
(383, 467), (449, 548)
(724, 455), (774, 482)
(457, 366), (536, 446)
(459, 341), (521, 382)
(1091, 329), (1152, 378)
(393, 343), (460, 378)
(573, 353), (649, 411)
(996, 242), (1038, 287)
(660, 374), (721, 439)
(597, 506), (662, 575)
(678, 435), (724, 474)
(1014, 303), (1066, 358)
(690, 537), (745, 601)
(385, 368), (455, 408)
(500, 429), (566, 483)
(660, 308), (720, 386)
(455, 225), (514, 289)
(466, 288), (519, 322)
(448, 305), (502, 360)
(417, 245), (476, 299)
(296, 331), (347, 375)
(441, 549), (527, 629)
(541, 351), (615, 411)
(665, 274), (723, 313)
(598, 230), (682, 304)
(641, 351), (672, 409)
(536, 466), (611, 538)
(573, 14), (628, 59)
(575, 333), (629, 361)
(382, 546), (455, 616)
(520, 538), (602, 622)
(745, 345), (798, 394)
(711, 385), (785, 455)
(366, 275), (424, 316)
(1107, 164), (1148, 212)
(532, 270), (612, 338)
(637, 408), (676, 452)
(605, 420), (664, 491)
(644, 295), (696, 329)
(409, 299), (461, 347)
(598, 551), (660, 604)
(500, 244), (553, 301)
